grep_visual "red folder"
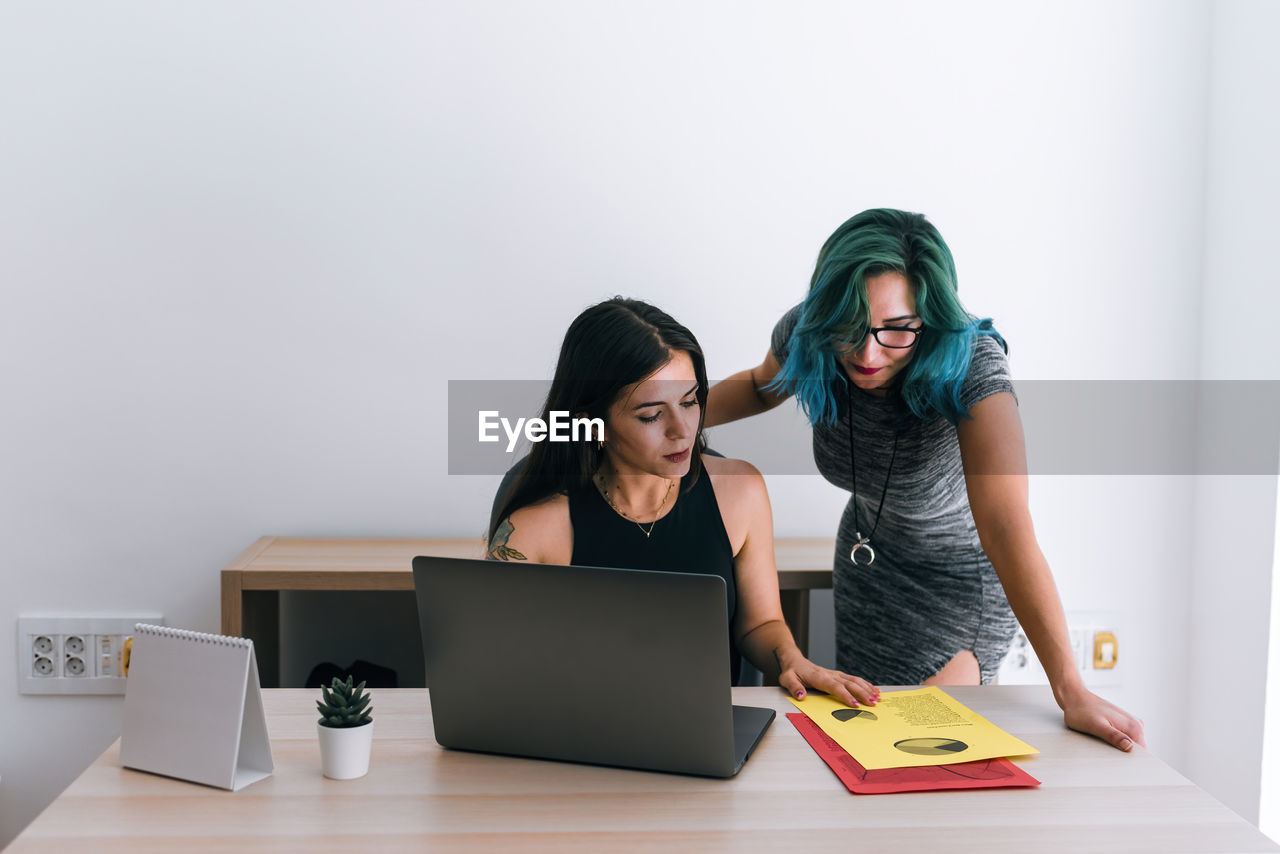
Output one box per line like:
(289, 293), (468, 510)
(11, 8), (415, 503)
(787, 713), (1040, 794)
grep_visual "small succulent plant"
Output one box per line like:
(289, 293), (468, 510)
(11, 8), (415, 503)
(317, 676), (373, 728)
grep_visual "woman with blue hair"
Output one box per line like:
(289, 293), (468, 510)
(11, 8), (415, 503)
(706, 208), (1145, 751)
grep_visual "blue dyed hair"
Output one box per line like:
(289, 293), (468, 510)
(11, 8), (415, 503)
(770, 208), (1005, 425)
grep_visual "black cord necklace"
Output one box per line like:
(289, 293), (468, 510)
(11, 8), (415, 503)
(847, 379), (899, 566)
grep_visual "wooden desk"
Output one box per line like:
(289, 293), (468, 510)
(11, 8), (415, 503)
(13, 687), (1277, 852)
(221, 537), (836, 686)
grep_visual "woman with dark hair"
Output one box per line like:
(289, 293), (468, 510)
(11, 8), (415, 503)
(488, 297), (877, 705)
(706, 209), (1146, 751)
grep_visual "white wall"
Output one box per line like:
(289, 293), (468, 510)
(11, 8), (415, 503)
(1188, 0), (1280, 829)
(2, 0), (1264, 844)
(1264, 472), (1280, 840)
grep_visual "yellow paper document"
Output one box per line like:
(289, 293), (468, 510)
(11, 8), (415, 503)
(789, 686), (1038, 770)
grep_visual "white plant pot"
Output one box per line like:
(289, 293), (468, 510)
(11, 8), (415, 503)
(317, 720), (373, 780)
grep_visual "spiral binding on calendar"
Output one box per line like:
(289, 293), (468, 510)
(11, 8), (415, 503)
(132, 623), (251, 648)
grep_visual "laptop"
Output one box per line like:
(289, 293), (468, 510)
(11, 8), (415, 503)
(411, 555), (775, 778)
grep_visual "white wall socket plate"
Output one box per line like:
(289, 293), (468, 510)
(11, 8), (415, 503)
(997, 610), (1122, 687)
(17, 614), (164, 695)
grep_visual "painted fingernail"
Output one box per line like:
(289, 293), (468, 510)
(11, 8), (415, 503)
(795, 690), (805, 699)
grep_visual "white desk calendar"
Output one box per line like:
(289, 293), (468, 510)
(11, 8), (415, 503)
(119, 624), (273, 790)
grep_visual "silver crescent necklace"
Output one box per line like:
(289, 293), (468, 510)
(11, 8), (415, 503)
(847, 379), (899, 566)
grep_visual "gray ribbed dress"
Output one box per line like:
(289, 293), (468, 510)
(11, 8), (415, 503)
(773, 306), (1019, 684)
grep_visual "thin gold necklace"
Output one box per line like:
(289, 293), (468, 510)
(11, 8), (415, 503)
(595, 474), (675, 539)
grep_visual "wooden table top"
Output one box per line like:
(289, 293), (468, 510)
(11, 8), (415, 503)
(222, 536), (838, 590)
(13, 686), (1277, 853)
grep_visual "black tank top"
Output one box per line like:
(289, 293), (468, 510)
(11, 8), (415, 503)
(569, 467), (741, 684)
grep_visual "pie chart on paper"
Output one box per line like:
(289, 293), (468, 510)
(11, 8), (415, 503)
(831, 708), (878, 722)
(893, 737), (970, 756)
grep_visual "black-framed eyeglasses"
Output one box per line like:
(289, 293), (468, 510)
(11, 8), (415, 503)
(834, 325), (925, 352)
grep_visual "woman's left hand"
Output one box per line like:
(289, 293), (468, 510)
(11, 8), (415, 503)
(1061, 688), (1146, 752)
(779, 658), (880, 708)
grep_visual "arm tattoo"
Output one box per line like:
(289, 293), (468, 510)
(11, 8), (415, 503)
(486, 518), (527, 561)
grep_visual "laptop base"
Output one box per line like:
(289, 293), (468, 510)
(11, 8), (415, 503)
(731, 704), (776, 774)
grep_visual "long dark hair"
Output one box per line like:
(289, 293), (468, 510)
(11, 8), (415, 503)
(488, 297), (709, 541)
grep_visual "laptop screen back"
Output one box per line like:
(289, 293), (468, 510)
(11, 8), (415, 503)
(412, 555), (740, 777)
